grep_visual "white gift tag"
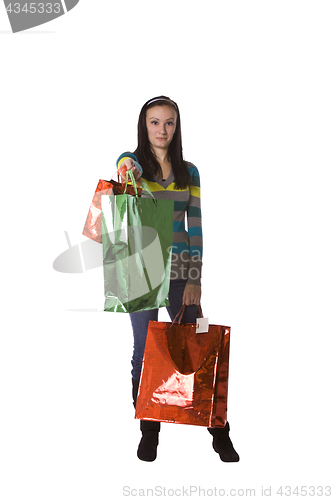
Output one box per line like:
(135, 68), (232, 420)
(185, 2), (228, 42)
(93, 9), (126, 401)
(196, 317), (209, 333)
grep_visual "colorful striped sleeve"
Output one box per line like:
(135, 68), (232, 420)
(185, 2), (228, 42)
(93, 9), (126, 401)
(186, 164), (203, 285)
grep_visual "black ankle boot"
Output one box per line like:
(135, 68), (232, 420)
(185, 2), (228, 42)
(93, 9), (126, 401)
(132, 378), (160, 462)
(208, 422), (240, 462)
(137, 420), (160, 462)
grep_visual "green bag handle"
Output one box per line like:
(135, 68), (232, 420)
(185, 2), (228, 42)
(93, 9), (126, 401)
(123, 169), (156, 203)
(140, 179), (156, 201)
(123, 169), (139, 197)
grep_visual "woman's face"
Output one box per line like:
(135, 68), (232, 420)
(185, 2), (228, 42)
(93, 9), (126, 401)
(145, 105), (177, 153)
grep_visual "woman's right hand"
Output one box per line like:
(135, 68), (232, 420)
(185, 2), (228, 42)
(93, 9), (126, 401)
(119, 158), (142, 181)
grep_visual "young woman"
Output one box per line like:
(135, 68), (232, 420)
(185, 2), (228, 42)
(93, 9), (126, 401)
(117, 96), (239, 463)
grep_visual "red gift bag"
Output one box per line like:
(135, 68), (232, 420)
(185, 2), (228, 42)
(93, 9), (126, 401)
(82, 172), (142, 243)
(135, 306), (231, 428)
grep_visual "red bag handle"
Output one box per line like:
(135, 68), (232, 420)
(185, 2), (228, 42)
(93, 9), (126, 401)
(171, 304), (203, 326)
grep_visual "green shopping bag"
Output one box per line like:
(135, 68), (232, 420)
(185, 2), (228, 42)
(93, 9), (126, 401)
(101, 171), (174, 313)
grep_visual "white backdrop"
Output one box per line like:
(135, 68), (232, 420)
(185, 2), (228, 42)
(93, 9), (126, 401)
(1, 1), (332, 499)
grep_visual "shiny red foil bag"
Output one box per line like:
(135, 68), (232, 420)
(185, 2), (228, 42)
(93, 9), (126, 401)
(82, 178), (142, 243)
(135, 311), (231, 428)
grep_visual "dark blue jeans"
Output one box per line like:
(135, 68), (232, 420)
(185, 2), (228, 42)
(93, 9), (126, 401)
(129, 279), (199, 380)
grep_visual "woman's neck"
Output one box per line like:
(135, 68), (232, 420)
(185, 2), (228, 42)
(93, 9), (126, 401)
(151, 148), (170, 178)
(152, 146), (170, 164)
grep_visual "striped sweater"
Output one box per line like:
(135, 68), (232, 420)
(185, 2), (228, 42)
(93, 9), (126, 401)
(117, 153), (203, 286)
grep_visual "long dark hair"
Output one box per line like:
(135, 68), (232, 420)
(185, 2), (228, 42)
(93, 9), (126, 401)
(133, 96), (192, 190)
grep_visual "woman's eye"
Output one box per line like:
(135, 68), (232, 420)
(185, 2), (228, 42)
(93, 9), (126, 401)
(167, 122), (174, 126)
(151, 121), (158, 125)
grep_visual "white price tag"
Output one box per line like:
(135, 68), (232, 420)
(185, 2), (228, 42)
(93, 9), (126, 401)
(196, 317), (209, 333)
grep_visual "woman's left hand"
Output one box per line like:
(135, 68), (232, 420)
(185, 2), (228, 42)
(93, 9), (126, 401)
(182, 284), (201, 306)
